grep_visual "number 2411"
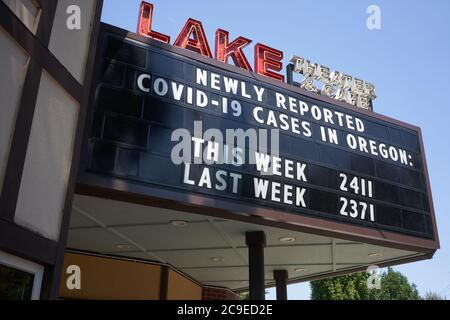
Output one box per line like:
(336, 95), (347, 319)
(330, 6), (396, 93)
(339, 173), (373, 198)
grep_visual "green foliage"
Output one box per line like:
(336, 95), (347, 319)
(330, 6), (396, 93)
(370, 267), (420, 300)
(240, 292), (250, 300)
(310, 267), (422, 300)
(423, 291), (445, 300)
(240, 291), (269, 300)
(310, 271), (370, 300)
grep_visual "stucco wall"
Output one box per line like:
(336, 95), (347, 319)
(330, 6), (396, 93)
(48, 0), (97, 84)
(2, 0), (40, 34)
(14, 71), (79, 240)
(0, 27), (29, 196)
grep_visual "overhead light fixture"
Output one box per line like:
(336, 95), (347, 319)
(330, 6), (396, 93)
(210, 257), (225, 262)
(295, 268), (307, 273)
(115, 244), (132, 250)
(278, 236), (296, 243)
(170, 220), (188, 227)
(368, 252), (383, 258)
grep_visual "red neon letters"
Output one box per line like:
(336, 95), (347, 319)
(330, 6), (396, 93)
(254, 43), (284, 82)
(137, 2), (170, 43)
(215, 29), (252, 71)
(137, 1), (284, 82)
(173, 18), (212, 58)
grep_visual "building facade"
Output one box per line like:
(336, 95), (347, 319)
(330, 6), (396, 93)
(0, 0), (439, 300)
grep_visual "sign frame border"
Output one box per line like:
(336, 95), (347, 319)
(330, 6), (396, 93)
(77, 23), (440, 260)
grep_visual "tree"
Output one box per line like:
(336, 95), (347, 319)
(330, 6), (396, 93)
(423, 291), (445, 300)
(370, 268), (420, 300)
(310, 271), (370, 300)
(310, 267), (421, 300)
(240, 292), (250, 300)
(240, 291), (270, 300)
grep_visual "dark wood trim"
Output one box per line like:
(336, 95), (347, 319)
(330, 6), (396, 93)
(0, 0), (73, 222)
(0, 219), (58, 265)
(39, 264), (58, 301)
(159, 265), (169, 300)
(0, 1), (82, 102)
(0, 0), (104, 300)
(0, 59), (42, 222)
(0, 2), (60, 295)
(0, 0), (78, 300)
(41, 0), (104, 300)
(35, 0), (58, 46)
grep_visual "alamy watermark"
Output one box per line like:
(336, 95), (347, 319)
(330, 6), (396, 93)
(66, 264), (81, 290)
(367, 5), (381, 30)
(171, 121), (281, 176)
(66, 5), (81, 30)
(366, 265), (381, 290)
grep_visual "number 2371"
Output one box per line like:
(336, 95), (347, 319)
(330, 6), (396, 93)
(339, 197), (375, 222)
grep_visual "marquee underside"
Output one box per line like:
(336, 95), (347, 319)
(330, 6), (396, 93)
(67, 194), (428, 291)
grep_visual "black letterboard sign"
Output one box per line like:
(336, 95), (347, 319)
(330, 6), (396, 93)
(85, 28), (436, 241)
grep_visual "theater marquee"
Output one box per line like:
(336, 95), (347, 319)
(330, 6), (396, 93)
(77, 3), (438, 257)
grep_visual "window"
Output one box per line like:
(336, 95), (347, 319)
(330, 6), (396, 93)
(0, 251), (44, 300)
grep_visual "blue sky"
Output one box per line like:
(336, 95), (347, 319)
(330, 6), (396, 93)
(100, 0), (450, 299)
